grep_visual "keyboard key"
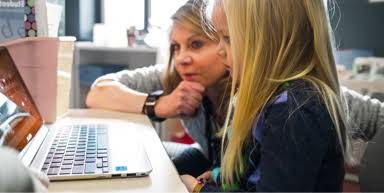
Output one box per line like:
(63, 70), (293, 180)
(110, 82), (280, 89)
(42, 164), (50, 170)
(55, 150), (65, 154)
(53, 154), (63, 159)
(97, 160), (103, 168)
(75, 156), (85, 161)
(72, 165), (84, 174)
(57, 147), (66, 151)
(97, 135), (108, 150)
(97, 150), (107, 154)
(97, 154), (108, 158)
(48, 167), (59, 175)
(64, 155), (74, 160)
(102, 167), (109, 173)
(61, 165), (72, 169)
(86, 158), (96, 163)
(60, 169), (71, 175)
(75, 153), (85, 157)
(74, 161), (84, 166)
(65, 152), (75, 156)
(85, 163), (96, 174)
(44, 158), (52, 164)
(97, 128), (107, 134)
(87, 150), (96, 154)
(102, 157), (108, 162)
(86, 154), (96, 158)
(50, 163), (61, 168)
(62, 160), (73, 165)
(52, 158), (62, 163)
(102, 162), (108, 167)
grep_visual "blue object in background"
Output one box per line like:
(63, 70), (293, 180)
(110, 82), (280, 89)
(79, 64), (127, 87)
(335, 49), (373, 70)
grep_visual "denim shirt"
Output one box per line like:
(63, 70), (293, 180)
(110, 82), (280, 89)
(202, 80), (345, 192)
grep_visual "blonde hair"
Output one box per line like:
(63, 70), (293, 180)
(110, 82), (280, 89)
(219, 0), (351, 185)
(163, 0), (218, 94)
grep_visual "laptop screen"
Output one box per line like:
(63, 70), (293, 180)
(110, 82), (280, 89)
(0, 47), (43, 151)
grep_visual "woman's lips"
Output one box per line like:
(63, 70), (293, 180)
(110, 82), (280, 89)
(183, 73), (197, 81)
(224, 64), (232, 71)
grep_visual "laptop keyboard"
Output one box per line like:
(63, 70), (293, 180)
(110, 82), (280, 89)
(41, 124), (109, 176)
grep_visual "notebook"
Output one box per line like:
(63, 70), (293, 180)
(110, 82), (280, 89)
(0, 46), (152, 181)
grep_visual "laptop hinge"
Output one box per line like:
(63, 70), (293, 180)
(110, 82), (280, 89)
(18, 125), (49, 167)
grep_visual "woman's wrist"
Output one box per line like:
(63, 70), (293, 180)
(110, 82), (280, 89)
(120, 90), (148, 113)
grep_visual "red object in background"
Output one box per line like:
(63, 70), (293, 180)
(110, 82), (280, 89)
(171, 131), (194, 144)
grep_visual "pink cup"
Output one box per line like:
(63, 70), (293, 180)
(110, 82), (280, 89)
(0, 37), (59, 123)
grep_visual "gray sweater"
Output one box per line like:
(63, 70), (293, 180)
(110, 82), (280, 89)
(342, 87), (384, 141)
(94, 64), (384, 157)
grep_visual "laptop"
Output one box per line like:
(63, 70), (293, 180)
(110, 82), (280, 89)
(0, 47), (152, 181)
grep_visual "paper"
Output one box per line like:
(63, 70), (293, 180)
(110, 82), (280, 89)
(0, 0), (38, 42)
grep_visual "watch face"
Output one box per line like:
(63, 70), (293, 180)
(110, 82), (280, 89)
(145, 101), (156, 106)
(151, 90), (164, 97)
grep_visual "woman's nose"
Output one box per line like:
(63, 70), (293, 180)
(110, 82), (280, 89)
(218, 48), (226, 57)
(176, 54), (192, 65)
(217, 43), (227, 57)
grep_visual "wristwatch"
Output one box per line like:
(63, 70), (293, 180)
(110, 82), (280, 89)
(142, 90), (166, 122)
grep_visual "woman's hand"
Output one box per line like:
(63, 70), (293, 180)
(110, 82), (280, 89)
(197, 171), (214, 184)
(155, 81), (205, 118)
(180, 174), (200, 192)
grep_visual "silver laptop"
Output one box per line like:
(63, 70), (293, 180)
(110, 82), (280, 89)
(0, 47), (152, 181)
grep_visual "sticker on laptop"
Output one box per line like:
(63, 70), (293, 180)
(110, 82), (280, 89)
(115, 166), (127, 171)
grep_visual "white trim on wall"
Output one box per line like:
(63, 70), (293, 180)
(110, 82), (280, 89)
(369, 0), (384, 3)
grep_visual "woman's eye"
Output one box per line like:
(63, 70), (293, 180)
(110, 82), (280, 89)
(171, 44), (180, 51)
(223, 36), (231, 44)
(190, 41), (204, 49)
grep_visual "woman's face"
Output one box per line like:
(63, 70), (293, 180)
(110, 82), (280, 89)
(171, 23), (226, 89)
(212, 2), (232, 72)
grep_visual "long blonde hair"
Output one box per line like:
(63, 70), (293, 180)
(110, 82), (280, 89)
(220, 0), (350, 185)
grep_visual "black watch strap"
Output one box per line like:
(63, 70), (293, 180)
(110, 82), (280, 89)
(143, 90), (166, 122)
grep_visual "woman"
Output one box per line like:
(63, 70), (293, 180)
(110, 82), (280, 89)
(86, 0), (229, 177)
(181, 0), (353, 192)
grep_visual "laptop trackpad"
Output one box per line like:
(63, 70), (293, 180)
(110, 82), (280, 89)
(108, 126), (151, 175)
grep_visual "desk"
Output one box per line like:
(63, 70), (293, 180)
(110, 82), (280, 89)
(48, 109), (188, 193)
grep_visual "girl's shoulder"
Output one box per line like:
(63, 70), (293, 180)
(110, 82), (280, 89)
(251, 79), (333, 141)
(268, 79), (323, 110)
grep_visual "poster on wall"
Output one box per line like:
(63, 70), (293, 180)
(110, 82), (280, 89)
(0, 0), (37, 43)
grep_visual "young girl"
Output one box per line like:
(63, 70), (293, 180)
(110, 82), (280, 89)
(181, 0), (351, 191)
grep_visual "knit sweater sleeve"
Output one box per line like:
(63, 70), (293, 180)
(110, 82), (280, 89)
(342, 86), (384, 141)
(92, 63), (165, 93)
